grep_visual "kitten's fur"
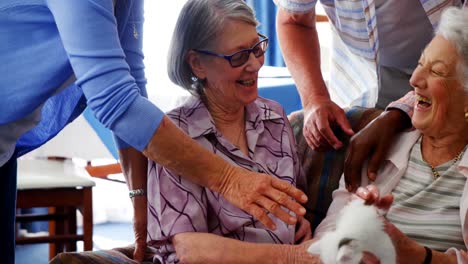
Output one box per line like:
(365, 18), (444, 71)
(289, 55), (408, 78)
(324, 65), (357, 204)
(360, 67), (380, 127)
(308, 199), (396, 264)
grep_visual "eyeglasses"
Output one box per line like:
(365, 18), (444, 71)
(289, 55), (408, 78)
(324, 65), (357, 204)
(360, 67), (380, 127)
(194, 33), (269, 68)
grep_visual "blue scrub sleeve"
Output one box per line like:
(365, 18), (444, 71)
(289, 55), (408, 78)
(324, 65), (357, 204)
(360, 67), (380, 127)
(46, 0), (164, 151)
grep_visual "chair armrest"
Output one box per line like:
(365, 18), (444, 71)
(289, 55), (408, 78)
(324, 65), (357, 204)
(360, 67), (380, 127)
(50, 250), (135, 264)
(85, 162), (125, 183)
(49, 246), (159, 264)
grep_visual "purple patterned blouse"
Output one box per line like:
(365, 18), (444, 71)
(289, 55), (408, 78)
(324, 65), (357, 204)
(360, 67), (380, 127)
(147, 96), (305, 263)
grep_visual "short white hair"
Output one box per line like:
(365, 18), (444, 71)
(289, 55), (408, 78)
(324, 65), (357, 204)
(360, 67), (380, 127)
(436, 7), (468, 91)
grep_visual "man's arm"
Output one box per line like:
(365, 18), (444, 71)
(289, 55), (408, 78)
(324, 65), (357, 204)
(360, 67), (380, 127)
(344, 92), (414, 191)
(276, 9), (326, 106)
(276, 8), (353, 151)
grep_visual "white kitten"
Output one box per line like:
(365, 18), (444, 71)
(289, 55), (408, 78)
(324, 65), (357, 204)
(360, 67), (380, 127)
(307, 199), (396, 264)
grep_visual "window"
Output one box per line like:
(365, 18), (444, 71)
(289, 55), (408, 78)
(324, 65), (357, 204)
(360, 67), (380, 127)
(143, 1), (189, 112)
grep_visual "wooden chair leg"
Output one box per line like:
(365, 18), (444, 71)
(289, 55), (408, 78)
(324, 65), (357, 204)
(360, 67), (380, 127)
(48, 207), (58, 260)
(82, 187), (93, 251)
(65, 206), (77, 251)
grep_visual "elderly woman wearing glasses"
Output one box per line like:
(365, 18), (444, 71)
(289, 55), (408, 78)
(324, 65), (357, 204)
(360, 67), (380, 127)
(146, 0), (316, 263)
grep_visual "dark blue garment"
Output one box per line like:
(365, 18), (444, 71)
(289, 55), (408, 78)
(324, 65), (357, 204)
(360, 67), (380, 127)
(16, 84), (87, 157)
(0, 154), (17, 264)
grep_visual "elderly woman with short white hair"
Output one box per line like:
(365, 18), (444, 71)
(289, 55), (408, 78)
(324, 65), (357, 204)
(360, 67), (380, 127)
(314, 6), (468, 264)
(146, 0), (317, 263)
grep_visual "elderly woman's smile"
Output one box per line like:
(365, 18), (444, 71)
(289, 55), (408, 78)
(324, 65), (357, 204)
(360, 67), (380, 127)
(415, 94), (431, 108)
(236, 79), (256, 87)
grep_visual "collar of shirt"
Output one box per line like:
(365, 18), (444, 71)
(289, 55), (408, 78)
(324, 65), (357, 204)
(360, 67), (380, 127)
(180, 96), (283, 140)
(383, 130), (468, 178)
(457, 147), (468, 176)
(383, 130), (420, 171)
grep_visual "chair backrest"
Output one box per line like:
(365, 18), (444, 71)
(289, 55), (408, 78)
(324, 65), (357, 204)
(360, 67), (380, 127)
(288, 107), (374, 230)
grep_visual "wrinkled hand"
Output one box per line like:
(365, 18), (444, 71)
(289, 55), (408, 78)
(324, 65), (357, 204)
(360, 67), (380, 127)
(355, 186), (427, 264)
(461, 250), (468, 259)
(303, 98), (354, 151)
(295, 216), (312, 244)
(344, 110), (410, 192)
(131, 196), (148, 262)
(218, 167), (307, 230)
(355, 185), (393, 212)
(290, 239), (323, 264)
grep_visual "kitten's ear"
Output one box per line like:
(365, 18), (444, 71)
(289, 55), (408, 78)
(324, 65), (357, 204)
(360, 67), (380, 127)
(307, 239), (321, 254)
(336, 241), (362, 264)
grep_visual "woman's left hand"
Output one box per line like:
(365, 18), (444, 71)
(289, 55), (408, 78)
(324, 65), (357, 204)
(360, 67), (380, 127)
(295, 216), (312, 244)
(218, 167), (308, 230)
(355, 185), (428, 263)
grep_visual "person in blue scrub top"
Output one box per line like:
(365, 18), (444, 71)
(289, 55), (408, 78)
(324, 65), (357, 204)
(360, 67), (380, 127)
(0, 1), (308, 263)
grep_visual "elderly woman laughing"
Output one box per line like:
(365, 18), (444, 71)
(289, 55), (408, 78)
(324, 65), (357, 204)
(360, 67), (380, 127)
(146, 0), (316, 263)
(314, 6), (468, 264)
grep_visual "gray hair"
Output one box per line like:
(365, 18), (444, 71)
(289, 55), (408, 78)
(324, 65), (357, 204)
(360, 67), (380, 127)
(167, 0), (259, 96)
(436, 7), (468, 91)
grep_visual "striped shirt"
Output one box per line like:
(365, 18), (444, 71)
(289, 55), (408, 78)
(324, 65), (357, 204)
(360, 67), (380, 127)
(315, 130), (468, 261)
(273, 0), (464, 107)
(387, 137), (466, 251)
